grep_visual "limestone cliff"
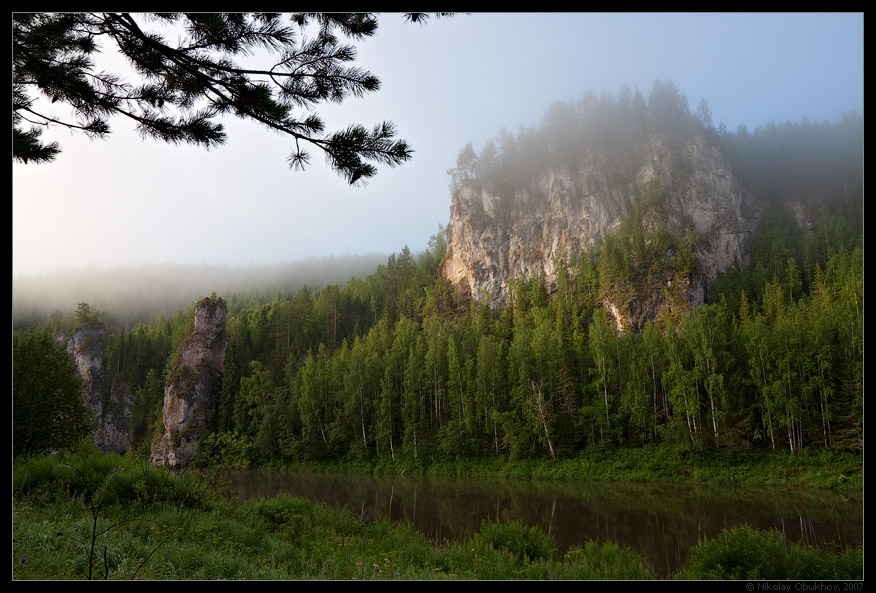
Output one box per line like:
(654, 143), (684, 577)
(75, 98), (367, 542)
(441, 133), (759, 330)
(57, 324), (132, 452)
(150, 296), (228, 467)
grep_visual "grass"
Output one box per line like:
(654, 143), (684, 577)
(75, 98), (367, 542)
(296, 443), (862, 490)
(12, 444), (863, 580)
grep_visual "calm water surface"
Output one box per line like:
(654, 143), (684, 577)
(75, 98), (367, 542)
(227, 471), (863, 576)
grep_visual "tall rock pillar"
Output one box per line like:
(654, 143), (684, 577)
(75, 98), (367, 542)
(150, 296), (228, 467)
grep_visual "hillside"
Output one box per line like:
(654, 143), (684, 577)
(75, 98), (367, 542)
(12, 82), (863, 465)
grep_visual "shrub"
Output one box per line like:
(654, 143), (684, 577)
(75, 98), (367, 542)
(680, 524), (864, 580)
(471, 519), (557, 563)
(559, 541), (654, 579)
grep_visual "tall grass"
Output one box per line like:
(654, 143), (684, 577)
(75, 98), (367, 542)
(291, 443), (862, 489)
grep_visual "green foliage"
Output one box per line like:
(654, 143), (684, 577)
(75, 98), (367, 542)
(13, 443), (221, 511)
(54, 447), (141, 508)
(127, 368), (165, 454)
(679, 524), (863, 580)
(13, 329), (93, 456)
(13, 446), (230, 579)
(72, 302), (102, 329)
(591, 180), (701, 332)
(198, 431), (255, 468)
(13, 208), (863, 465)
(472, 519), (558, 563)
(248, 495), (314, 545)
(226, 209), (860, 465)
(559, 541), (654, 579)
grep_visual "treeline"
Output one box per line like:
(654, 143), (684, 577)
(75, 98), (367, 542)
(88, 199), (861, 466)
(13, 85), (863, 467)
(22, 208), (863, 465)
(18, 209), (862, 465)
(195, 219), (860, 466)
(719, 110), (863, 208)
(91, 235), (455, 456)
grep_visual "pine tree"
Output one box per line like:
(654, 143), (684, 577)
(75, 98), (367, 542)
(11, 13), (437, 184)
(13, 330), (93, 455)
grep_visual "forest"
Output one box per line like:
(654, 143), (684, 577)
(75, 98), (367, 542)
(13, 83), (864, 469)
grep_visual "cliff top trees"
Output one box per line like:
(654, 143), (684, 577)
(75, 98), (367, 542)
(12, 13), (428, 185)
(446, 80), (705, 196)
(73, 302), (102, 329)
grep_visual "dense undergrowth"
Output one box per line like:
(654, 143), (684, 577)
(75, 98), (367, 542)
(233, 442), (863, 490)
(12, 444), (862, 580)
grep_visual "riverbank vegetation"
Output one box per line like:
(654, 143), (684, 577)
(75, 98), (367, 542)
(12, 446), (862, 580)
(298, 443), (862, 489)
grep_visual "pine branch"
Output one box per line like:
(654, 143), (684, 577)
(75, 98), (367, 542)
(13, 12), (423, 182)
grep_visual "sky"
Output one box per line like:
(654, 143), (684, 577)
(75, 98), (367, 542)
(12, 12), (864, 277)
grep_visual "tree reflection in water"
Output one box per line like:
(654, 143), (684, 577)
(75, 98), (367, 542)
(227, 471), (863, 577)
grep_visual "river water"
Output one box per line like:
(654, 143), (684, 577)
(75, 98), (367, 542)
(227, 470), (863, 576)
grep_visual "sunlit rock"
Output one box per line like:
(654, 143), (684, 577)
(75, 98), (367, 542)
(441, 133), (759, 330)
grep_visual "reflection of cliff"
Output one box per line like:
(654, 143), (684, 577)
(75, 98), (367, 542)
(150, 296), (228, 468)
(441, 134), (759, 330)
(58, 323), (132, 452)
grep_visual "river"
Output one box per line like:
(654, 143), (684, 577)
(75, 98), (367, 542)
(227, 470), (863, 576)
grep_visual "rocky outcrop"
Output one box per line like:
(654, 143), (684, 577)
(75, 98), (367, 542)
(441, 133), (759, 329)
(57, 323), (132, 452)
(150, 296), (228, 468)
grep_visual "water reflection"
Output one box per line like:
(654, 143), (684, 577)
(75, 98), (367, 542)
(227, 471), (863, 576)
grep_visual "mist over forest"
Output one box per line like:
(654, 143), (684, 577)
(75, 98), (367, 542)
(12, 82), (863, 333)
(13, 77), (863, 461)
(12, 253), (387, 331)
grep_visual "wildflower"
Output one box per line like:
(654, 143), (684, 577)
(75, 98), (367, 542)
(18, 557), (28, 564)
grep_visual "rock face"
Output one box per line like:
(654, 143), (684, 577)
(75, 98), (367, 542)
(150, 297), (228, 468)
(441, 134), (760, 329)
(57, 324), (132, 452)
